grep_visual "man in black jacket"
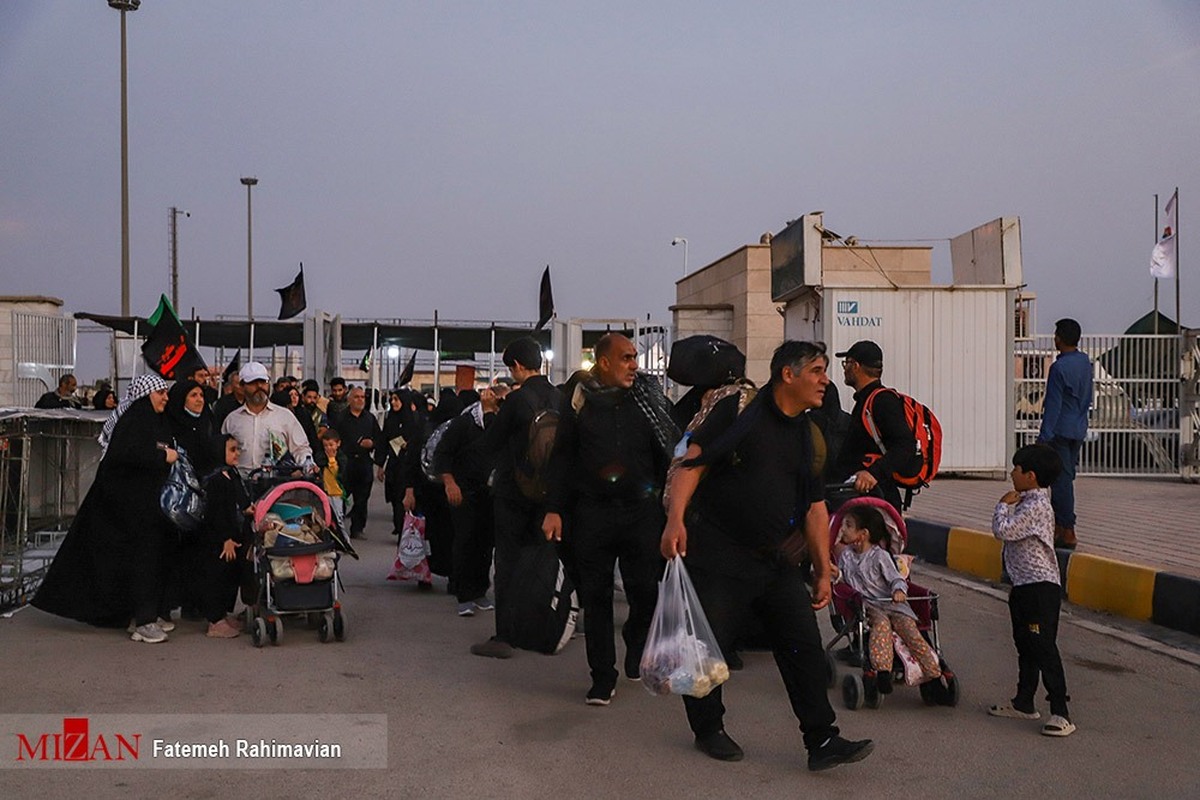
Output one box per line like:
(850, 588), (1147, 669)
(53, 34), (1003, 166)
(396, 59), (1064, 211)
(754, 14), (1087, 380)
(470, 337), (561, 659)
(34, 374), (81, 409)
(543, 333), (678, 705)
(661, 340), (873, 770)
(334, 386), (382, 538)
(832, 340), (917, 513)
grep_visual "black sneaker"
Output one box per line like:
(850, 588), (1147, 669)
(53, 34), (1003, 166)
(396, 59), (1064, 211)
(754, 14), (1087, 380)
(807, 736), (874, 772)
(876, 671), (893, 695)
(470, 637), (514, 659)
(694, 729), (744, 762)
(585, 685), (616, 706)
(624, 652), (642, 681)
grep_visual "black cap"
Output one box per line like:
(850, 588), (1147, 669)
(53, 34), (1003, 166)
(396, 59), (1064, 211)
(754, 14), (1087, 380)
(834, 340), (883, 369)
(502, 337), (543, 370)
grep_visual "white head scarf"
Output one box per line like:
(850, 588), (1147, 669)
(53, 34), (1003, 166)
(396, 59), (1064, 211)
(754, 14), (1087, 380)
(99, 373), (170, 455)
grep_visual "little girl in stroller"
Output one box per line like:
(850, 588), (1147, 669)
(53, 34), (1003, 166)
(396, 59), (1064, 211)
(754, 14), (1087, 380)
(833, 504), (942, 695)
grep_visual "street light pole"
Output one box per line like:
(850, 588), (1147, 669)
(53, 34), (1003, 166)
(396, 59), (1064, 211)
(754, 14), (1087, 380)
(168, 206), (189, 311)
(108, 0), (140, 316)
(241, 177), (258, 319)
(671, 237), (689, 276)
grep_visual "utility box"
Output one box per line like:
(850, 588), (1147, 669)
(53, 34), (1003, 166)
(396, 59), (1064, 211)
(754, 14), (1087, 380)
(774, 214), (1023, 475)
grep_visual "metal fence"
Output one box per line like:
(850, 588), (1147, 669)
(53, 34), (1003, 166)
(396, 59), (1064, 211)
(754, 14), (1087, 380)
(1015, 334), (1181, 477)
(12, 311), (76, 407)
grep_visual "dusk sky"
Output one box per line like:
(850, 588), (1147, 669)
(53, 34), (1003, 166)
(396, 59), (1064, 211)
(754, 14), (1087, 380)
(2, 2), (1198, 359)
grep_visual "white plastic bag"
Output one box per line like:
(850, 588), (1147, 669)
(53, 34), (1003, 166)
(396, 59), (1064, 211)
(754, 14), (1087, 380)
(892, 633), (924, 686)
(640, 556), (730, 699)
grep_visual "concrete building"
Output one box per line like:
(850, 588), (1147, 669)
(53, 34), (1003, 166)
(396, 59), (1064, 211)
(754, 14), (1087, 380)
(0, 296), (76, 408)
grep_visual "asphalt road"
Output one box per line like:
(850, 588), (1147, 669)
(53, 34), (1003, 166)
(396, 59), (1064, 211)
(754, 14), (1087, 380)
(3, 494), (1199, 799)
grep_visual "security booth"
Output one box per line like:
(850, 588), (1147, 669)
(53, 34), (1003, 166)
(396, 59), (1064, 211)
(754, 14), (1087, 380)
(0, 409), (105, 612)
(772, 213), (1023, 475)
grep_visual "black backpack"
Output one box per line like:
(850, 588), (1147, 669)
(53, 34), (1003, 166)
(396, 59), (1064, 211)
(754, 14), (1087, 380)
(509, 543), (579, 654)
(513, 391), (560, 502)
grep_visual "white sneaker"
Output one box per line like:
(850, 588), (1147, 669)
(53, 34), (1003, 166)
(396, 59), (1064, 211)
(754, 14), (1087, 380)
(156, 617), (176, 633)
(130, 623), (168, 643)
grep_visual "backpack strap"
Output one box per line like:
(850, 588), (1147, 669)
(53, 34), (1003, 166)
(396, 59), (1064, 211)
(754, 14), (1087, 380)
(861, 386), (896, 457)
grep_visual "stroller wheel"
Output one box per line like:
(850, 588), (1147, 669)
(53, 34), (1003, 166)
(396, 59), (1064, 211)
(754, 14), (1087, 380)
(333, 607), (346, 642)
(940, 673), (960, 707)
(251, 617), (267, 648)
(267, 616), (283, 646)
(919, 680), (939, 706)
(842, 674), (865, 711)
(864, 676), (883, 709)
(318, 612), (333, 643)
(824, 651), (838, 690)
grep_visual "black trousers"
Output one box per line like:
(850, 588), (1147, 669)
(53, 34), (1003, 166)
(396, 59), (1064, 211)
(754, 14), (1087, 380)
(344, 455), (374, 534)
(682, 562), (840, 751)
(1009, 582), (1070, 717)
(492, 493), (545, 644)
(202, 541), (243, 624)
(572, 496), (664, 691)
(449, 491), (494, 604)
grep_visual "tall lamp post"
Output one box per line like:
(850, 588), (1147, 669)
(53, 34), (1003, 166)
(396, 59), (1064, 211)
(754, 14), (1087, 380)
(108, 0), (141, 316)
(671, 236), (689, 276)
(241, 177), (258, 319)
(168, 206), (189, 311)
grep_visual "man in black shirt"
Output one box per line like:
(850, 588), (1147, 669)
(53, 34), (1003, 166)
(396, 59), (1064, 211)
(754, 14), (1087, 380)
(832, 340), (918, 513)
(334, 386), (382, 538)
(35, 374), (80, 409)
(662, 340), (873, 770)
(470, 337), (561, 659)
(543, 333), (678, 706)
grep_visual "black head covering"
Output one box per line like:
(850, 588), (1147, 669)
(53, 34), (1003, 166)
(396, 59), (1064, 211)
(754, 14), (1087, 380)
(432, 388), (463, 424)
(167, 379), (210, 425)
(92, 389), (116, 410)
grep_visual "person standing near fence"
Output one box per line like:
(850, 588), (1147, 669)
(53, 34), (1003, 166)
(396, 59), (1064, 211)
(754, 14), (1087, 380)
(1036, 318), (1093, 550)
(661, 340), (873, 770)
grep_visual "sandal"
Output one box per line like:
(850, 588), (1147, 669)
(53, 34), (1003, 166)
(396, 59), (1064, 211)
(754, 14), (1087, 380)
(988, 704), (1040, 720)
(1041, 715), (1076, 737)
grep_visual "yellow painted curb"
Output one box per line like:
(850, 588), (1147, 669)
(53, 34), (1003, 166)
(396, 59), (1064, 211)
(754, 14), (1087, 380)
(1065, 553), (1156, 621)
(945, 527), (1004, 583)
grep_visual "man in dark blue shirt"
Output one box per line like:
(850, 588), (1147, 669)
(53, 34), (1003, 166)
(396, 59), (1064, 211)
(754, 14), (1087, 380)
(661, 340), (873, 771)
(1037, 318), (1093, 549)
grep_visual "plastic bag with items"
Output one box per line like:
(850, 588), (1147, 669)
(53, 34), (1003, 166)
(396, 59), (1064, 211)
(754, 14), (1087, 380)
(640, 556), (730, 699)
(160, 446), (205, 532)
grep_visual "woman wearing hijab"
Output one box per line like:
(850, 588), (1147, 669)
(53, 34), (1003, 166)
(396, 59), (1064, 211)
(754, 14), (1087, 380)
(415, 388), (464, 585)
(376, 390), (424, 538)
(92, 388), (117, 410)
(33, 374), (179, 643)
(165, 379), (216, 620)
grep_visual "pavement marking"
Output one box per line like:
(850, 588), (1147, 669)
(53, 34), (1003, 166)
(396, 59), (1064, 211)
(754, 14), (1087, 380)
(1065, 552), (1156, 621)
(945, 527), (1004, 582)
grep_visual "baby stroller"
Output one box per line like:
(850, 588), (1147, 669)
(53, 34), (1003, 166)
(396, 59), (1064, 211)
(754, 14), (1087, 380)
(824, 495), (959, 709)
(249, 480), (346, 646)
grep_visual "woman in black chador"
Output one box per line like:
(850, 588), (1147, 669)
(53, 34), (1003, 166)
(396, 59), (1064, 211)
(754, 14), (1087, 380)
(33, 374), (179, 643)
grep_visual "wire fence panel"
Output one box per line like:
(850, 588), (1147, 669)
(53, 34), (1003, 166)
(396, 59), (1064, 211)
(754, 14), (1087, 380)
(12, 312), (76, 408)
(1014, 334), (1181, 477)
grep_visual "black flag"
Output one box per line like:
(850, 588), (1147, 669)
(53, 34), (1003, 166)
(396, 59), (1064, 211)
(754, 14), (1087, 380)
(535, 265), (554, 331)
(221, 349), (242, 383)
(395, 351), (416, 388)
(275, 264), (307, 320)
(141, 295), (207, 380)
(359, 350), (372, 372)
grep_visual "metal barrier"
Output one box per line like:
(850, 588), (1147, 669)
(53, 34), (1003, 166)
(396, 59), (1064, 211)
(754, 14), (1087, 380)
(12, 311), (76, 407)
(1014, 335), (1182, 477)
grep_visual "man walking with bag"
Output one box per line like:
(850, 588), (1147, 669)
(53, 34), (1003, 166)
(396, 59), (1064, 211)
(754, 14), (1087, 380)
(661, 340), (873, 770)
(543, 333), (679, 706)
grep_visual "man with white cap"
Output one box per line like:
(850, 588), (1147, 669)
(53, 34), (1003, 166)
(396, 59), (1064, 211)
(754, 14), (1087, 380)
(221, 361), (314, 474)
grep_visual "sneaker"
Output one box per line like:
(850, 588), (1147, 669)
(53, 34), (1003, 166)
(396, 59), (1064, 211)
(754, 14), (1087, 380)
(473, 597), (495, 612)
(1041, 715), (1076, 737)
(624, 653), (642, 682)
(470, 637), (514, 659)
(988, 704), (1041, 720)
(807, 736), (874, 771)
(457, 602), (476, 617)
(876, 671), (893, 695)
(694, 729), (744, 762)
(585, 685), (616, 706)
(206, 620), (240, 638)
(225, 614), (246, 632)
(156, 617), (176, 633)
(130, 623), (168, 643)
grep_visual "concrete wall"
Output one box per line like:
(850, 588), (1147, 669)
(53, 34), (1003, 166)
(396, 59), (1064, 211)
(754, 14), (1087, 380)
(821, 245), (932, 287)
(673, 245), (782, 386)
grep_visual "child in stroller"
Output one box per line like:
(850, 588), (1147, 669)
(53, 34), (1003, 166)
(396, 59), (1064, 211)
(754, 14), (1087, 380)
(826, 496), (959, 709)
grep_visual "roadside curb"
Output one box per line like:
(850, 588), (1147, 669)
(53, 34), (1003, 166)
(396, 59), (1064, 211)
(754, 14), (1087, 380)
(906, 518), (1200, 636)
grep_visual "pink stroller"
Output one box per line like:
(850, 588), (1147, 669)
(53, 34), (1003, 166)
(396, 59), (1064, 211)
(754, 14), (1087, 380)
(824, 496), (959, 709)
(250, 480), (345, 646)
